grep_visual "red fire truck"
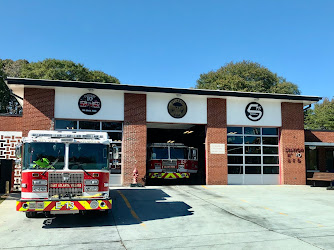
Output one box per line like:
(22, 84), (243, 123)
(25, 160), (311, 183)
(147, 143), (198, 179)
(16, 130), (112, 218)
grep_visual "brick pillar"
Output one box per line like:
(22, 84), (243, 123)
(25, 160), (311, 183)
(22, 88), (55, 137)
(122, 93), (147, 186)
(206, 98), (228, 185)
(280, 103), (306, 185)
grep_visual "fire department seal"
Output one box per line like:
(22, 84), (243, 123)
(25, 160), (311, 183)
(245, 102), (263, 121)
(78, 93), (101, 115)
(167, 98), (187, 119)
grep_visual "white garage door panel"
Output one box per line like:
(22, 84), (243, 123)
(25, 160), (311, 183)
(263, 175), (280, 185)
(228, 174), (280, 185)
(228, 175), (243, 185)
(243, 175), (262, 185)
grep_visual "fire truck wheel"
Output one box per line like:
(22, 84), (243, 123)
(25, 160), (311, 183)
(26, 212), (37, 218)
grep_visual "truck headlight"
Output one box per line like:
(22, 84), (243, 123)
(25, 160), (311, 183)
(33, 186), (47, 192)
(33, 179), (47, 185)
(85, 186), (99, 192)
(85, 179), (99, 185)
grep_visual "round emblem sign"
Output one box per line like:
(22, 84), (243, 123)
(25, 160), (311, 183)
(78, 93), (101, 115)
(168, 98), (187, 119)
(245, 102), (264, 121)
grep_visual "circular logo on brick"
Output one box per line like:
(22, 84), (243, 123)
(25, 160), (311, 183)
(78, 93), (101, 115)
(168, 98), (187, 119)
(245, 102), (263, 121)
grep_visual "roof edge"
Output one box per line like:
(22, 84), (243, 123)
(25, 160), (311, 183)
(6, 77), (322, 102)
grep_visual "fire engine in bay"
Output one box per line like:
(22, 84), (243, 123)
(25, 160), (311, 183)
(16, 130), (112, 218)
(147, 143), (198, 179)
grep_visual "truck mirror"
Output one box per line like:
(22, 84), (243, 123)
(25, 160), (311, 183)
(192, 149), (197, 160)
(15, 144), (22, 158)
(113, 146), (119, 160)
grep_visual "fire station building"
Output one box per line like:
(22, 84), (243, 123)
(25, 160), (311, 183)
(1, 77), (333, 189)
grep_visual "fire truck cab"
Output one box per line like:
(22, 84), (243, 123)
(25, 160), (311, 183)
(147, 143), (198, 179)
(16, 130), (112, 217)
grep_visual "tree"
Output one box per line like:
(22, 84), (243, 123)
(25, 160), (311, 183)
(196, 60), (301, 95)
(0, 58), (120, 114)
(20, 59), (120, 84)
(304, 98), (334, 130)
(0, 61), (10, 113)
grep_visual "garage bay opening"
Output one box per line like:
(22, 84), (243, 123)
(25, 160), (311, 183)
(146, 124), (206, 185)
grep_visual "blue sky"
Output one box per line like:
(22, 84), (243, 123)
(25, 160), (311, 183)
(0, 0), (333, 98)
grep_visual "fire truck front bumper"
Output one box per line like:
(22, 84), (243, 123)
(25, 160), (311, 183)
(148, 173), (190, 179)
(16, 199), (112, 212)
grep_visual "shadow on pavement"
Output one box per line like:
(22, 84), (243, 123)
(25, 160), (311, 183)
(42, 188), (193, 228)
(42, 212), (115, 229)
(111, 188), (193, 225)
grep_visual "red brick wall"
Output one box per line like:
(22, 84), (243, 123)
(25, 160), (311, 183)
(280, 102), (306, 185)
(0, 116), (22, 131)
(206, 98), (228, 185)
(122, 93), (147, 186)
(22, 88), (55, 137)
(305, 130), (334, 143)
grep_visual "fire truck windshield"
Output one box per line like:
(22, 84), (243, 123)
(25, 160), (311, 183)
(150, 147), (168, 159)
(68, 144), (109, 170)
(23, 143), (65, 170)
(170, 147), (188, 159)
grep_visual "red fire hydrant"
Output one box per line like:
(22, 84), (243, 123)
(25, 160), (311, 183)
(133, 167), (138, 185)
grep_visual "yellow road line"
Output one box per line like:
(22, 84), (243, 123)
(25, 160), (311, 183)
(241, 200), (249, 203)
(279, 212), (288, 216)
(117, 190), (146, 227)
(264, 207), (273, 211)
(201, 185), (209, 189)
(306, 221), (324, 227)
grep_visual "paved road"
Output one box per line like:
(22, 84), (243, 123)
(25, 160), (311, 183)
(1, 185), (334, 249)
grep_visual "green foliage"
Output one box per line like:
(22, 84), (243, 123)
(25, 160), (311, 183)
(305, 98), (334, 130)
(0, 58), (120, 114)
(20, 59), (120, 84)
(0, 60), (10, 113)
(88, 70), (120, 83)
(0, 59), (29, 113)
(196, 60), (301, 95)
(2, 59), (29, 77)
